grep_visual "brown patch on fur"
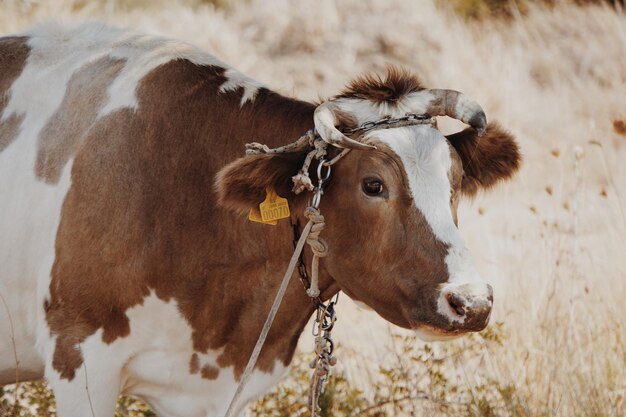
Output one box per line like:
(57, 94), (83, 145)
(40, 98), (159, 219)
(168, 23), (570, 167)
(200, 364), (220, 380)
(446, 122), (521, 196)
(335, 66), (424, 105)
(189, 353), (200, 374)
(36, 57), (125, 183)
(0, 113), (25, 152)
(52, 326), (90, 381)
(614, 119), (626, 137)
(101, 306), (131, 344)
(188, 352), (219, 379)
(0, 36), (30, 153)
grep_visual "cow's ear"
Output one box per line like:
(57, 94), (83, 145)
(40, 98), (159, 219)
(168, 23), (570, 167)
(215, 151), (306, 211)
(446, 122), (521, 196)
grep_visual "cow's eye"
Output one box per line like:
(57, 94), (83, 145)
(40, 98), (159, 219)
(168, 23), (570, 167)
(362, 178), (384, 196)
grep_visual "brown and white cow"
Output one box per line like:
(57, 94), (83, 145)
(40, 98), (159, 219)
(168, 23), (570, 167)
(0, 23), (520, 417)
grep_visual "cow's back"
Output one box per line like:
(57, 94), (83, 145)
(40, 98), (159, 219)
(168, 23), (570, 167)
(0, 22), (260, 385)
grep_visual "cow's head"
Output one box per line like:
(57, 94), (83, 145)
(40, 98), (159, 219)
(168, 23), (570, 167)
(216, 68), (520, 340)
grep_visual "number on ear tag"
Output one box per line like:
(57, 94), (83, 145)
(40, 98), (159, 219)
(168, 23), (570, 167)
(259, 189), (290, 222)
(248, 207), (277, 225)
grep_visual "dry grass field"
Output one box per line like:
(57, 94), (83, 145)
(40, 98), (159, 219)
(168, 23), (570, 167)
(1, 0), (625, 416)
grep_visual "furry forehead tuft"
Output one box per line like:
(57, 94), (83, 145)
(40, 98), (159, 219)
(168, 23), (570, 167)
(335, 66), (425, 105)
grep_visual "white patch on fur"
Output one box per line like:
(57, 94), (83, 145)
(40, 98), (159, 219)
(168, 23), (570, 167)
(219, 68), (262, 106)
(44, 293), (287, 417)
(126, 294), (287, 417)
(369, 126), (489, 323)
(0, 153), (70, 380)
(371, 126), (463, 248)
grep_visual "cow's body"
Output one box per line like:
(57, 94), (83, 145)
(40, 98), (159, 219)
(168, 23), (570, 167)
(0, 23), (520, 417)
(0, 23), (316, 416)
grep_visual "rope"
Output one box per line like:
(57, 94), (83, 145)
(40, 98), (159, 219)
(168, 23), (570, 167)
(303, 207), (328, 298)
(246, 129), (324, 195)
(246, 131), (351, 196)
(245, 129), (315, 156)
(223, 218), (315, 417)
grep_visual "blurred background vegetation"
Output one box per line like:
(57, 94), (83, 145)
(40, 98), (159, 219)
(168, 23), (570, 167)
(446, 0), (623, 20)
(5, 0), (626, 15)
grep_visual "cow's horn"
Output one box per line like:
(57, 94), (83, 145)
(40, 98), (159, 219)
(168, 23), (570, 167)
(313, 102), (377, 150)
(421, 89), (487, 136)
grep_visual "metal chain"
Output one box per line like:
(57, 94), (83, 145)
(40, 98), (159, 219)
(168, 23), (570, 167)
(308, 295), (338, 417)
(341, 112), (433, 136)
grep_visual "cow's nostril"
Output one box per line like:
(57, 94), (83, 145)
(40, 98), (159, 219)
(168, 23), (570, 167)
(446, 293), (466, 317)
(441, 284), (493, 331)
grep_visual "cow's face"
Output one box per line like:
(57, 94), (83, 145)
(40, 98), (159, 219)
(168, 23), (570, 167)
(216, 69), (520, 340)
(318, 122), (519, 339)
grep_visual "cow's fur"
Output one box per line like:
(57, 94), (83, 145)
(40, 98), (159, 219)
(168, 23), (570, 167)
(0, 23), (520, 417)
(336, 66), (425, 104)
(446, 123), (520, 196)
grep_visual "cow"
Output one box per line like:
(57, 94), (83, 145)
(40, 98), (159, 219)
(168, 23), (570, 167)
(0, 22), (520, 417)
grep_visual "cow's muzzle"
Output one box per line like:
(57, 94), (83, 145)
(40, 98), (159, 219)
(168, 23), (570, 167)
(438, 282), (493, 332)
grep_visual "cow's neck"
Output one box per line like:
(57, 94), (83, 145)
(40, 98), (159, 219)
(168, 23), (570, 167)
(176, 77), (341, 379)
(192, 211), (340, 381)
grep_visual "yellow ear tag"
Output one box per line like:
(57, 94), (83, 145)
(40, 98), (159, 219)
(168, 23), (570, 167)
(259, 188), (290, 223)
(248, 207), (277, 225)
